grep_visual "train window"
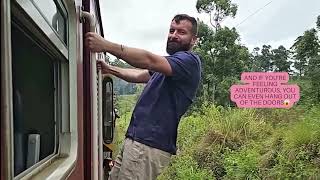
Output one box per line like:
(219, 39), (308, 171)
(12, 23), (60, 176)
(102, 77), (114, 144)
(31, 0), (67, 44)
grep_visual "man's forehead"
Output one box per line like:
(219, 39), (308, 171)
(170, 20), (193, 29)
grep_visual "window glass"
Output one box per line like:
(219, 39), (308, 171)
(103, 79), (114, 144)
(12, 24), (57, 176)
(31, 0), (67, 44)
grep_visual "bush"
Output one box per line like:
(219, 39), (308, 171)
(114, 93), (320, 179)
(158, 154), (215, 180)
(224, 146), (261, 179)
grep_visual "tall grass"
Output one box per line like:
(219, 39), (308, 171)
(113, 95), (136, 158)
(160, 105), (320, 179)
(114, 95), (320, 179)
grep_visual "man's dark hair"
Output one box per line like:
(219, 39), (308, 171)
(172, 14), (198, 36)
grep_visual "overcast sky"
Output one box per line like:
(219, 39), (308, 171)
(99, 0), (320, 57)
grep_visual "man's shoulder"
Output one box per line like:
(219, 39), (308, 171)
(172, 51), (199, 58)
(169, 51), (201, 64)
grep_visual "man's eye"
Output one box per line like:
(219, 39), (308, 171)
(170, 29), (175, 33)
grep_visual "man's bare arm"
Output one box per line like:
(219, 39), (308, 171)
(108, 66), (151, 83)
(85, 33), (172, 76)
(98, 60), (151, 83)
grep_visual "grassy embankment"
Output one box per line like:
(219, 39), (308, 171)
(114, 95), (320, 179)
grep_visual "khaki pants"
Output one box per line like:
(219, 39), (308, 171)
(108, 138), (172, 180)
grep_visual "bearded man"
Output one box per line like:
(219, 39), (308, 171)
(85, 14), (201, 180)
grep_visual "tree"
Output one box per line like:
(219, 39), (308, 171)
(196, 0), (237, 30)
(317, 15), (320, 30)
(272, 45), (292, 73)
(307, 55), (320, 102)
(291, 28), (319, 76)
(248, 47), (263, 72)
(260, 45), (273, 72)
(194, 23), (249, 105)
(290, 15), (320, 105)
(193, 1), (252, 106)
(110, 58), (131, 68)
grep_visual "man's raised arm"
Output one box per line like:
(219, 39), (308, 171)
(85, 32), (173, 76)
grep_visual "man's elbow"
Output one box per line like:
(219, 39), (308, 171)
(147, 53), (173, 76)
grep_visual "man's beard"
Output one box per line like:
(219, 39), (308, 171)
(166, 40), (191, 55)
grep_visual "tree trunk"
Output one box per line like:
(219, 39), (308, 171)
(212, 81), (215, 103)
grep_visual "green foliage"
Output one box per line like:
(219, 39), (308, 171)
(290, 78), (315, 107)
(272, 45), (292, 72)
(193, 0), (249, 107)
(291, 28), (320, 76)
(283, 106), (320, 149)
(162, 105), (320, 179)
(113, 93), (320, 180)
(214, 76), (239, 106)
(113, 95), (136, 156)
(260, 44), (273, 72)
(193, 5), (319, 109)
(249, 45), (292, 73)
(177, 114), (213, 150)
(115, 94), (136, 114)
(317, 15), (320, 30)
(265, 108), (320, 179)
(110, 58), (131, 68)
(194, 24), (250, 106)
(158, 154), (215, 180)
(306, 55), (320, 102)
(196, 0), (237, 28)
(224, 147), (261, 179)
(215, 108), (272, 144)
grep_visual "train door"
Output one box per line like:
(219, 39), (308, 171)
(81, 2), (116, 179)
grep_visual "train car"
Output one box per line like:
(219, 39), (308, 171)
(1, 0), (117, 179)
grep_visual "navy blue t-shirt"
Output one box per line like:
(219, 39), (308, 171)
(125, 51), (201, 154)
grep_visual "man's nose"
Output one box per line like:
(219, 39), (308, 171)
(169, 31), (178, 40)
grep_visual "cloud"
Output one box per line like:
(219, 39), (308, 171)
(243, 36), (297, 52)
(99, 0), (319, 57)
(224, 0), (319, 48)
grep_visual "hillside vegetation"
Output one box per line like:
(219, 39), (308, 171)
(114, 95), (320, 179)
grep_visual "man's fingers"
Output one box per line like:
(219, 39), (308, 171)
(85, 32), (94, 38)
(97, 60), (105, 68)
(84, 33), (94, 45)
(84, 32), (106, 52)
(84, 36), (95, 51)
(96, 59), (103, 64)
(96, 60), (111, 74)
(97, 64), (102, 70)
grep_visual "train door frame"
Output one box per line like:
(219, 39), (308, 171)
(1, 0), (14, 179)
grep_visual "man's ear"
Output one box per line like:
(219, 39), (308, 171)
(190, 36), (198, 46)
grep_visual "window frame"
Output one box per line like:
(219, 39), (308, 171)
(15, 0), (69, 59)
(30, 0), (69, 46)
(11, 9), (63, 180)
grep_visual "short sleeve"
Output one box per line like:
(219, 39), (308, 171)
(165, 52), (199, 81)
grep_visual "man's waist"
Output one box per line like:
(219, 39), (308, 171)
(125, 134), (176, 155)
